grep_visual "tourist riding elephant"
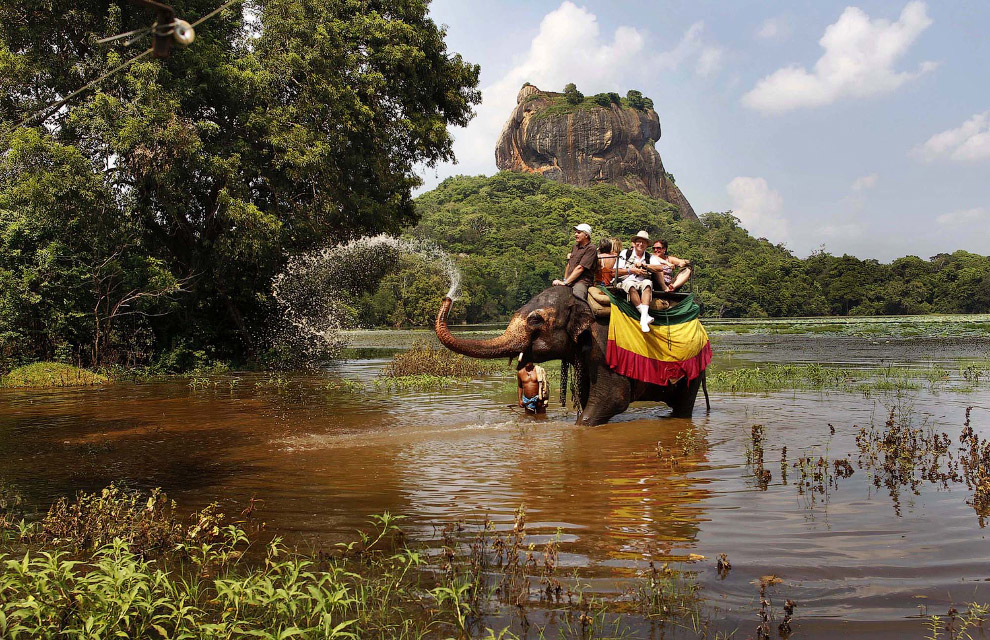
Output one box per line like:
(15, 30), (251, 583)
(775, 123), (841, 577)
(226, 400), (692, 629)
(435, 285), (710, 426)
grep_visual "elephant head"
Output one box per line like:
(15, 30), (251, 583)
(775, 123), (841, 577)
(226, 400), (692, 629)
(435, 286), (595, 364)
(435, 285), (704, 425)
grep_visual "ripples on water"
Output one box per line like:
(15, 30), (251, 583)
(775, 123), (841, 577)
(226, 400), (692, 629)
(2, 353), (990, 638)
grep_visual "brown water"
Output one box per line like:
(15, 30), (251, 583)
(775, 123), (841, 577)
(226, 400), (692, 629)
(2, 338), (990, 638)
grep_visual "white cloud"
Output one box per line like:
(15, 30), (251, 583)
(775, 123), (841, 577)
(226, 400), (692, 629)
(851, 173), (879, 191)
(756, 17), (790, 41)
(726, 177), (789, 241)
(696, 46), (724, 77)
(742, 1), (935, 114)
(936, 207), (988, 226)
(913, 111), (990, 163)
(432, 2), (724, 186)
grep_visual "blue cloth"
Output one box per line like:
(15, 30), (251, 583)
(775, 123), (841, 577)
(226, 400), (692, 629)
(522, 394), (540, 411)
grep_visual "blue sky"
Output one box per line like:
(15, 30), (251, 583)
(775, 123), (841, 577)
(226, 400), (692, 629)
(420, 1), (989, 261)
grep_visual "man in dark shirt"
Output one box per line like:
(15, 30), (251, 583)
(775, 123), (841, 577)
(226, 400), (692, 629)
(553, 223), (596, 300)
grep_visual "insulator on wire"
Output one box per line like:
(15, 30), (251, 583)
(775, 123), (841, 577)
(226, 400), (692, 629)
(172, 19), (195, 46)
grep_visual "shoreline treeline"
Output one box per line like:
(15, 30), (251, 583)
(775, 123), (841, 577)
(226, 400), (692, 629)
(355, 172), (990, 327)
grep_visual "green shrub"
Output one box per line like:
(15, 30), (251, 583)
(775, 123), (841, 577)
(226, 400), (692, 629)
(563, 82), (583, 104)
(626, 89), (646, 109)
(592, 92), (612, 107)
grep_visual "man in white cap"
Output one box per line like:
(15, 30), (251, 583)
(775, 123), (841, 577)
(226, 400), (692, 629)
(553, 223), (596, 300)
(617, 230), (662, 332)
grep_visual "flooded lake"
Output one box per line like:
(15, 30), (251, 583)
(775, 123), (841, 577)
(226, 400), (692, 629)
(2, 327), (990, 638)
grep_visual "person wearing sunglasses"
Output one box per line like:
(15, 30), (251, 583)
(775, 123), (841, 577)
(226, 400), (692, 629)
(651, 239), (692, 292)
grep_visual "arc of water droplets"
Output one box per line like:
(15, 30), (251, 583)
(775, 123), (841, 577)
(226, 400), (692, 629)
(270, 234), (462, 364)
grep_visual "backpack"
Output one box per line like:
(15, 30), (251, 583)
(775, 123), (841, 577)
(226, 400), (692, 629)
(620, 249), (661, 287)
(620, 249), (653, 269)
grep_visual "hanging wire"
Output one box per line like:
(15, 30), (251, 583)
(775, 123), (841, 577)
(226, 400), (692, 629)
(3, 0), (245, 135)
(95, 25), (152, 45)
(190, 0), (242, 28)
(8, 48), (153, 132)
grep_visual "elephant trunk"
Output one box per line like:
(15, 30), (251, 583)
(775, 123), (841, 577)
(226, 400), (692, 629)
(435, 297), (529, 359)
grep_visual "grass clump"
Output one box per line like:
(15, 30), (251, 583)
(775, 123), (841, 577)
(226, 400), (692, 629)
(381, 340), (502, 378)
(707, 361), (988, 396)
(0, 362), (109, 388)
(708, 363), (850, 393)
(374, 374), (462, 392)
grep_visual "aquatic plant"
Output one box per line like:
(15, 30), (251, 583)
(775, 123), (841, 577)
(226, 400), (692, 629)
(753, 575), (795, 640)
(747, 425), (772, 490)
(855, 367), (922, 397)
(962, 362), (990, 384)
(635, 560), (702, 622)
(856, 406), (959, 515)
(325, 378), (364, 393)
(709, 363), (850, 393)
(255, 372), (291, 390)
(926, 603), (990, 640)
(38, 483), (226, 554)
(0, 481), (26, 543)
(708, 360), (989, 397)
(373, 374), (462, 392)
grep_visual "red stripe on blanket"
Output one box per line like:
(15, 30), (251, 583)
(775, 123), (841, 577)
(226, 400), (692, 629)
(606, 340), (712, 386)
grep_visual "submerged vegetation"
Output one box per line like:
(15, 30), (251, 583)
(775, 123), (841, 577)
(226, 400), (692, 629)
(743, 404), (990, 528)
(706, 361), (990, 395)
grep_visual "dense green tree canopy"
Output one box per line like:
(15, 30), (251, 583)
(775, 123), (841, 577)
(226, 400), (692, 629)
(0, 0), (480, 366)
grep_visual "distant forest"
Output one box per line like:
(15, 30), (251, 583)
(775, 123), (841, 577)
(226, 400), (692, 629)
(355, 172), (990, 327)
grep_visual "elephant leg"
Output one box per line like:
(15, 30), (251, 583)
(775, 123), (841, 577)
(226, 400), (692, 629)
(667, 375), (702, 418)
(577, 368), (632, 426)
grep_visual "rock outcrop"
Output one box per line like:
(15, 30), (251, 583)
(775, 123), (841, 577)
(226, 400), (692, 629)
(495, 84), (696, 220)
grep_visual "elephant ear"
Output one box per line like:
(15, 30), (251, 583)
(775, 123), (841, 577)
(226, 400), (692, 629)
(567, 298), (595, 349)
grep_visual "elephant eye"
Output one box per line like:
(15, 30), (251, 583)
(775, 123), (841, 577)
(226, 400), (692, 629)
(526, 312), (545, 328)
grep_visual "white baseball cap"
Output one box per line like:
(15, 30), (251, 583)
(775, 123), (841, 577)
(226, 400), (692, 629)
(574, 223), (592, 235)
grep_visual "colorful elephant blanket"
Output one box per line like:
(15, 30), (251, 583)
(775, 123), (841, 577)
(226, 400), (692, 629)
(603, 289), (712, 386)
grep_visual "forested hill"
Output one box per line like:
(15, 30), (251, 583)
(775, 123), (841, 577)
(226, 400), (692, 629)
(355, 172), (990, 326)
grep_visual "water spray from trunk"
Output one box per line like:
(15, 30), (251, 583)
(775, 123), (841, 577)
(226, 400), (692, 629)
(270, 235), (462, 366)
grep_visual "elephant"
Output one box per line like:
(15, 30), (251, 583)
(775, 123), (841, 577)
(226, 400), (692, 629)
(434, 285), (710, 426)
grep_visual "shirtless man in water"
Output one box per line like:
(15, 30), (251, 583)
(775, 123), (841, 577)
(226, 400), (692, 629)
(517, 360), (548, 415)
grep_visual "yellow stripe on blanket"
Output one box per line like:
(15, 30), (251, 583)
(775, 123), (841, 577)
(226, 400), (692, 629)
(608, 309), (710, 362)
(605, 305), (712, 386)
